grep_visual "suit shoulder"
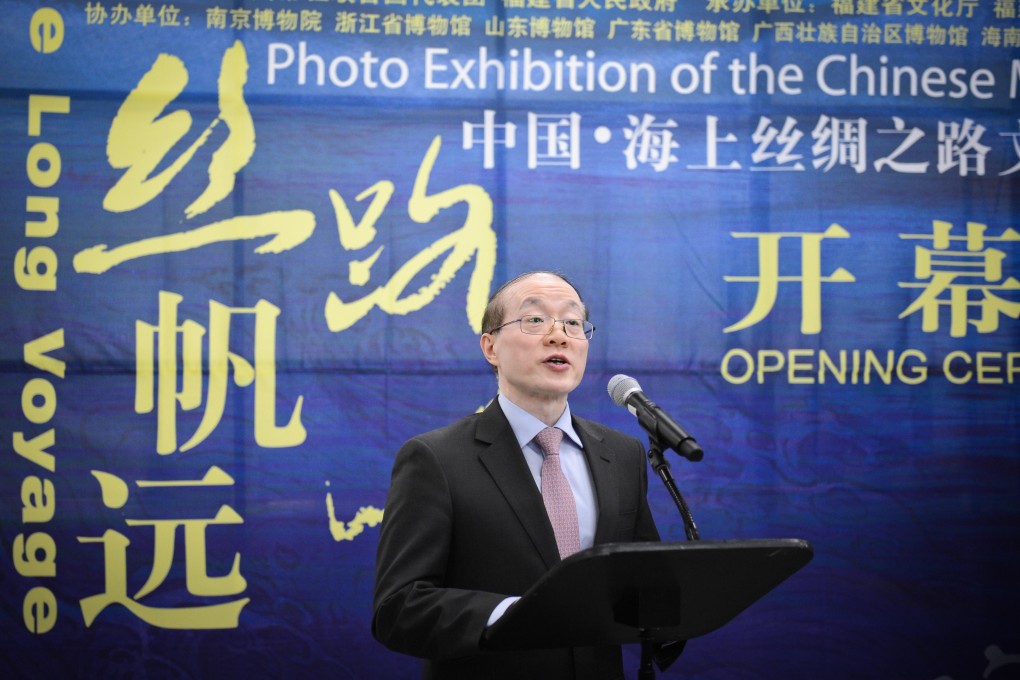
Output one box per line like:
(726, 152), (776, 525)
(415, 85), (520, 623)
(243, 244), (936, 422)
(399, 411), (485, 455)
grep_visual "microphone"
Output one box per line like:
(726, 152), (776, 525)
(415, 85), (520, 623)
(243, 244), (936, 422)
(608, 374), (704, 462)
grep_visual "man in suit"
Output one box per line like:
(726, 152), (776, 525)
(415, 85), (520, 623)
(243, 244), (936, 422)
(373, 271), (664, 679)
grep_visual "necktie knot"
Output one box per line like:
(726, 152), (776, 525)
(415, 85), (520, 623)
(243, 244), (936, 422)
(535, 427), (564, 458)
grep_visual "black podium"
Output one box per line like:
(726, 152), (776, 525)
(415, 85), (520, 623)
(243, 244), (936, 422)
(484, 538), (812, 650)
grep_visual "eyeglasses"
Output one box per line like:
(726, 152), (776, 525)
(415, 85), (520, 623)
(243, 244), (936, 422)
(487, 315), (596, 340)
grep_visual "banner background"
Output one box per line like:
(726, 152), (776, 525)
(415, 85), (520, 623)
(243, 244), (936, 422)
(2, 2), (1018, 678)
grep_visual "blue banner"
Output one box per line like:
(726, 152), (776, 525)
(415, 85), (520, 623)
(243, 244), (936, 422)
(2, 2), (1018, 678)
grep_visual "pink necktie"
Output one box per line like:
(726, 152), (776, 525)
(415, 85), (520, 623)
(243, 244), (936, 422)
(535, 427), (580, 560)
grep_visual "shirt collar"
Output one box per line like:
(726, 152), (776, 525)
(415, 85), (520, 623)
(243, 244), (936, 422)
(498, 393), (583, 450)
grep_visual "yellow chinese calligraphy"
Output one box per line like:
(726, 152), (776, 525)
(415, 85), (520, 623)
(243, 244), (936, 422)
(899, 220), (1020, 337)
(724, 224), (855, 334)
(324, 136), (496, 334)
(73, 40), (315, 274)
(78, 467), (249, 629)
(136, 291), (305, 455)
(326, 491), (384, 543)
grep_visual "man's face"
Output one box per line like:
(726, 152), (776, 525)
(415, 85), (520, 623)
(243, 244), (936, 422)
(480, 273), (589, 413)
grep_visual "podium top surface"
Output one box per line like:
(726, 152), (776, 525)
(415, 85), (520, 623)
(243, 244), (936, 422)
(484, 538), (813, 650)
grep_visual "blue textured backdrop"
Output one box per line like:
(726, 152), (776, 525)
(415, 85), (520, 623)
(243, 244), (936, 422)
(2, 2), (1018, 678)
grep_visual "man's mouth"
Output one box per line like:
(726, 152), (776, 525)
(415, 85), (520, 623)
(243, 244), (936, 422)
(545, 356), (568, 366)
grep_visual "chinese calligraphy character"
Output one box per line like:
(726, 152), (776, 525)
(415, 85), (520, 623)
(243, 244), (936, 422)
(528, 112), (581, 169)
(463, 109), (518, 169)
(688, 115), (741, 170)
(899, 220), (1020, 337)
(750, 115), (805, 172)
(937, 118), (990, 176)
(73, 41), (315, 274)
(874, 116), (929, 173)
(807, 115), (864, 173)
(325, 136), (496, 334)
(326, 481), (385, 542)
(724, 224), (856, 334)
(136, 291), (305, 455)
(78, 467), (249, 629)
(999, 120), (1020, 176)
(622, 114), (679, 172)
(812, 115), (867, 173)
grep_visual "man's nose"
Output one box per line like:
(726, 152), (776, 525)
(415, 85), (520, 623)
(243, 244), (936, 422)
(546, 321), (569, 341)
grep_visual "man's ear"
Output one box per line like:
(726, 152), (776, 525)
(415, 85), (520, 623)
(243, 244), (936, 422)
(479, 333), (497, 369)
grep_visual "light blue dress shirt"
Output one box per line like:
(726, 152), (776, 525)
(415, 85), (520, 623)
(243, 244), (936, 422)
(486, 393), (599, 626)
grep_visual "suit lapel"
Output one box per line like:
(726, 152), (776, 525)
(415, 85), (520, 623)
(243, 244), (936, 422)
(574, 417), (622, 546)
(475, 401), (562, 569)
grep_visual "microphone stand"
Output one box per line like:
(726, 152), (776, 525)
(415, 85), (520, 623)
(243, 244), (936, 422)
(638, 432), (699, 680)
(647, 433), (700, 542)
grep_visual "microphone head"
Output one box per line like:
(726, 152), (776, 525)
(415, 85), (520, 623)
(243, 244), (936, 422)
(608, 374), (642, 407)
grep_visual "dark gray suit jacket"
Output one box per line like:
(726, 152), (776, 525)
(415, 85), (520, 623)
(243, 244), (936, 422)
(373, 399), (660, 679)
